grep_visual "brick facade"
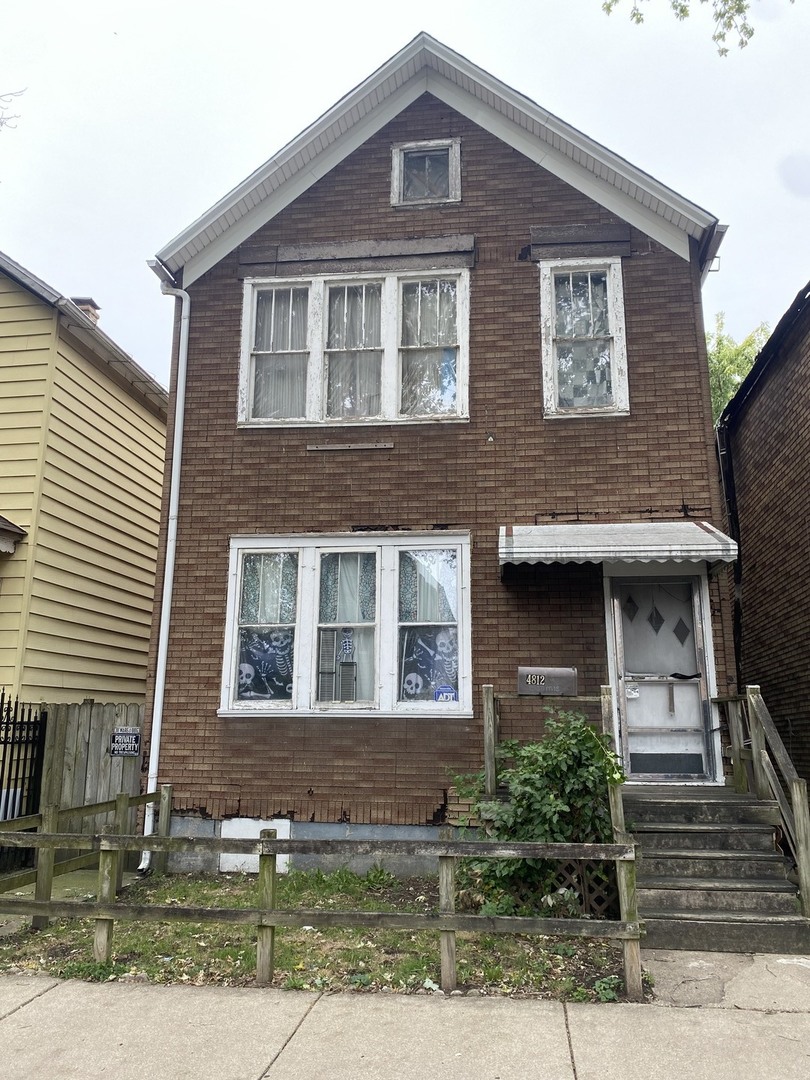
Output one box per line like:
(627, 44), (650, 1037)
(721, 288), (810, 780)
(146, 94), (734, 824)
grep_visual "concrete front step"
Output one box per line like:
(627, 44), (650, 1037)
(637, 876), (800, 915)
(638, 850), (791, 879)
(641, 911), (810, 953)
(631, 822), (779, 852)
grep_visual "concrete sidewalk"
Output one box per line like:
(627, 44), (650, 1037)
(2, 950), (809, 1080)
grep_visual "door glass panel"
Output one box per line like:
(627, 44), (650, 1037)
(616, 579), (708, 779)
(620, 581), (697, 675)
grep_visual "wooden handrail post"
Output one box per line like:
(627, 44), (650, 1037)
(615, 834), (643, 1002)
(790, 778), (810, 919)
(438, 840), (457, 992)
(726, 699), (749, 794)
(256, 829), (277, 986)
(31, 804), (58, 931)
(153, 784), (173, 874)
(93, 826), (117, 963)
(482, 685), (497, 800)
(746, 687), (770, 800)
(113, 792), (129, 891)
(601, 686), (626, 837)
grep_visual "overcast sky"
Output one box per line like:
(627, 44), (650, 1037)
(2, 0), (808, 389)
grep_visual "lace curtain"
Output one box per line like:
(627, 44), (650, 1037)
(553, 270), (613, 409)
(400, 279), (458, 415)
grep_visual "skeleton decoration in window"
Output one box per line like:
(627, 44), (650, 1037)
(237, 552), (297, 700)
(398, 550), (459, 702)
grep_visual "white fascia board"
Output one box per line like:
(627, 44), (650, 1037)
(427, 74), (693, 262)
(176, 77), (428, 287)
(161, 32), (716, 285)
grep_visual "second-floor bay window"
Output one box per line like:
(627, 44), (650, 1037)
(240, 270), (469, 425)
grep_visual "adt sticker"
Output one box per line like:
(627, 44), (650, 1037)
(434, 686), (458, 702)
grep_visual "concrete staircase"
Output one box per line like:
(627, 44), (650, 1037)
(623, 786), (810, 953)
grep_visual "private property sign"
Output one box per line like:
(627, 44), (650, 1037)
(109, 727), (141, 757)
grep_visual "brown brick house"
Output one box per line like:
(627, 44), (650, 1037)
(717, 280), (810, 781)
(146, 34), (737, 855)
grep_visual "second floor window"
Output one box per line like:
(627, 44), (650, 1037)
(240, 270), (469, 425)
(539, 257), (629, 418)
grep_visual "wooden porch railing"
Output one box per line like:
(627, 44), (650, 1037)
(716, 686), (810, 918)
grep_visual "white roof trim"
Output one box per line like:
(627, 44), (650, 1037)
(156, 33), (719, 288)
(498, 522), (737, 567)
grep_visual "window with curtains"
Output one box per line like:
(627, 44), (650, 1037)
(221, 534), (471, 715)
(539, 257), (629, 417)
(239, 270), (469, 425)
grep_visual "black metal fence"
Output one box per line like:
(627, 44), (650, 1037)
(0, 690), (48, 872)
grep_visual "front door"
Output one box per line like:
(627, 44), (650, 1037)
(612, 577), (713, 781)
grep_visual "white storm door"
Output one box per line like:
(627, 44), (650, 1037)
(613, 578), (712, 780)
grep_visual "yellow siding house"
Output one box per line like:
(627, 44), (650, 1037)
(0, 250), (167, 703)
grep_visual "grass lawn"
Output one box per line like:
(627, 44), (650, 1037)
(0, 867), (631, 1001)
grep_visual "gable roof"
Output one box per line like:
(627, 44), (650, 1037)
(154, 33), (723, 289)
(0, 250), (167, 417)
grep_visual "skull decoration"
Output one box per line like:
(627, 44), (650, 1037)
(402, 671), (425, 698)
(238, 662), (256, 696)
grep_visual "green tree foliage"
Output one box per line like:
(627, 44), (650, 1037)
(452, 712), (624, 915)
(706, 312), (769, 423)
(602, 0), (793, 55)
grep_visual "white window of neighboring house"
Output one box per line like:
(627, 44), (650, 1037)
(221, 534), (472, 716)
(391, 139), (461, 206)
(539, 257), (629, 417)
(240, 270), (469, 425)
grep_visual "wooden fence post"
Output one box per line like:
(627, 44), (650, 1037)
(153, 784), (173, 874)
(790, 777), (810, 919)
(601, 686), (626, 836)
(615, 834), (643, 1002)
(438, 828), (457, 992)
(93, 826), (117, 963)
(726, 699), (749, 794)
(482, 684), (498, 800)
(256, 829), (277, 987)
(31, 804), (58, 931)
(747, 686), (770, 800)
(114, 792), (130, 890)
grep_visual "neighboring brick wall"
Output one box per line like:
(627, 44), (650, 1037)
(144, 94), (731, 823)
(728, 304), (810, 780)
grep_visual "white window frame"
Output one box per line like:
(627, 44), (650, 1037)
(239, 270), (470, 426)
(391, 138), (461, 206)
(220, 532), (473, 717)
(539, 257), (629, 418)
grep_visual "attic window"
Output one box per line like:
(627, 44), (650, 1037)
(391, 139), (461, 206)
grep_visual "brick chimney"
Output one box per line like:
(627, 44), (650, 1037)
(70, 296), (101, 325)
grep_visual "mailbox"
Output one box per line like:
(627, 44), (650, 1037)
(517, 666), (577, 697)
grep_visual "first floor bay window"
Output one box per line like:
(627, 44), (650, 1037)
(240, 270), (469, 425)
(222, 533), (472, 715)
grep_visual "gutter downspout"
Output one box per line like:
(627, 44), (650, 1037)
(139, 272), (191, 870)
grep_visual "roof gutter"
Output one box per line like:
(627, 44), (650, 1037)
(139, 263), (191, 870)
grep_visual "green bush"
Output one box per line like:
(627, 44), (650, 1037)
(453, 711), (624, 916)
